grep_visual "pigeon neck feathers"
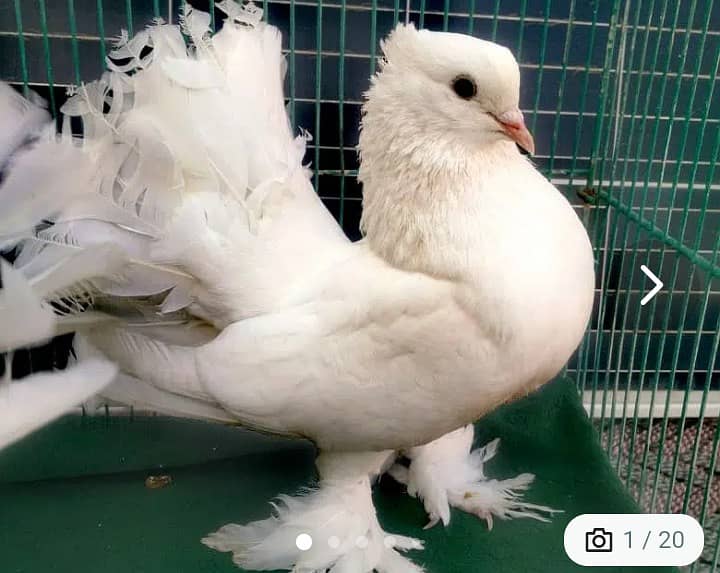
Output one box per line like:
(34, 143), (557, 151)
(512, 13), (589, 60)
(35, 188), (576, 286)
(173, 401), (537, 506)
(358, 84), (525, 279)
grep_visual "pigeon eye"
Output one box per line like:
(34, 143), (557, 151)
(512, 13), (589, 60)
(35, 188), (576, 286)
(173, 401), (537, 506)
(451, 76), (477, 100)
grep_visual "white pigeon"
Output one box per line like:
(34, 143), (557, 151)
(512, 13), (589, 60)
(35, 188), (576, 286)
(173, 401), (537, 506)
(0, 2), (595, 572)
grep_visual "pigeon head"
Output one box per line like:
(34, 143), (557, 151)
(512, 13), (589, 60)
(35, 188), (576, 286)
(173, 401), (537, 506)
(358, 25), (536, 275)
(361, 24), (533, 155)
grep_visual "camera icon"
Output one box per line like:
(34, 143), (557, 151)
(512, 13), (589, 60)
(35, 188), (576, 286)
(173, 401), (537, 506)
(585, 528), (613, 553)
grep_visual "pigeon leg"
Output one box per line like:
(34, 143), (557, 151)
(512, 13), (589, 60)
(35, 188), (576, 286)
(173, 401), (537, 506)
(203, 450), (425, 573)
(388, 425), (560, 530)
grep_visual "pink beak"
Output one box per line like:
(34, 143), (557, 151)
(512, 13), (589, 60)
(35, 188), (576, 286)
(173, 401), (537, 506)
(495, 109), (535, 156)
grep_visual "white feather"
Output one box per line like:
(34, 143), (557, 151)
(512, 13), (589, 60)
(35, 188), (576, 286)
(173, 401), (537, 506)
(0, 359), (117, 450)
(394, 425), (558, 530)
(0, 260), (54, 350)
(25, 243), (128, 299)
(98, 372), (234, 422)
(79, 327), (207, 401)
(0, 139), (94, 239)
(54, 311), (119, 335)
(161, 58), (224, 89)
(30, 221), (194, 302)
(54, 193), (159, 236)
(1, 3), (344, 329)
(202, 472), (423, 573)
(0, 83), (49, 168)
(0, 262), (117, 452)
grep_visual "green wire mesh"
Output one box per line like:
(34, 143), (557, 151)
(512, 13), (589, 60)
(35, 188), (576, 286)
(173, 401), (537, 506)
(0, 0), (718, 568)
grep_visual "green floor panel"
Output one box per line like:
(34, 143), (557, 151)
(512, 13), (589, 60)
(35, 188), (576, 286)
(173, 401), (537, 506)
(0, 414), (298, 484)
(0, 378), (676, 572)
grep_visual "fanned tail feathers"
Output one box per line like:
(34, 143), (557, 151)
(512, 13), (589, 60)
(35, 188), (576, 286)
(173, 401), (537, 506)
(0, 1), (341, 443)
(3, 1), (317, 327)
(0, 262), (117, 450)
(0, 359), (117, 451)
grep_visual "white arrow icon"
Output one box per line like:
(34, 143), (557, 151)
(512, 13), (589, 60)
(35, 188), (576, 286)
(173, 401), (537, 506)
(640, 265), (663, 306)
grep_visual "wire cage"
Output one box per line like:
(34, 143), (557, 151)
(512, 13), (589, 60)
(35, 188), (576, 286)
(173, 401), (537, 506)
(0, 0), (719, 570)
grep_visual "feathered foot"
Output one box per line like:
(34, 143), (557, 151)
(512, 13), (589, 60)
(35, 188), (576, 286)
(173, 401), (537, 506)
(203, 451), (425, 573)
(389, 425), (560, 530)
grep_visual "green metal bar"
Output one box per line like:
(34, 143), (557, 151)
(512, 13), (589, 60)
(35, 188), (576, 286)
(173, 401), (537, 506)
(712, 521), (720, 572)
(595, 0), (633, 199)
(37, 0), (56, 116)
(569, 0), (601, 399)
(656, 0), (716, 512)
(337, 0), (346, 226)
(603, 0), (656, 485)
(681, 264), (720, 516)
(661, 273), (710, 512)
(314, 0), (323, 192)
(96, 0), (107, 64)
(621, 0), (672, 498)
(693, 314), (720, 565)
(515, 0), (527, 61)
(566, 0), (600, 189)
(585, 1), (623, 189)
(370, 0), (378, 74)
(67, 0), (82, 86)
(529, 0), (551, 135)
(631, 0), (698, 511)
(12, 0), (29, 96)
(617, 0), (675, 497)
(315, 169), (358, 176)
(594, 1), (628, 453)
(289, 0), (296, 126)
(208, 0), (215, 31)
(490, 0), (501, 41)
(547, 0), (576, 176)
(600, 0), (638, 463)
(466, 0), (475, 35)
(125, 0), (134, 36)
(645, 36), (702, 515)
(393, 0), (399, 26)
(683, 130), (720, 525)
(419, 0), (425, 28)
(585, 0), (623, 431)
(442, 0), (449, 31)
(697, 411), (720, 530)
